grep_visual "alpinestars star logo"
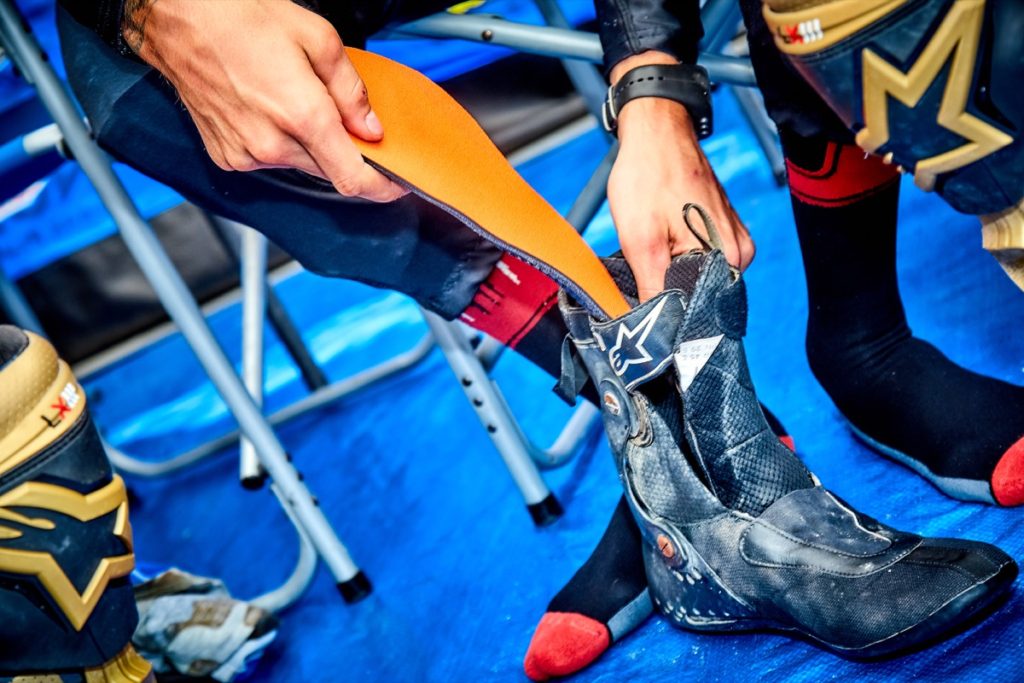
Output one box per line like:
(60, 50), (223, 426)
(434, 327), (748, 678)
(608, 297), (668, 376)
(856, 0), (1012, 190)
(0, 475), (134, 631)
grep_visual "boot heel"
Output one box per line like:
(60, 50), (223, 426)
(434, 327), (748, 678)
(82, 644), (154, 683)
(642, 536), (756, 631)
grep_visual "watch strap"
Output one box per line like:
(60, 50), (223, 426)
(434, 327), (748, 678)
(602, 63), (713, 139)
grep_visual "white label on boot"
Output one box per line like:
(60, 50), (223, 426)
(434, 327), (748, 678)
(673, 335), (723, 392)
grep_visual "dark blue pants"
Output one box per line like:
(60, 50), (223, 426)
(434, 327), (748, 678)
(58, 8), (503, 320)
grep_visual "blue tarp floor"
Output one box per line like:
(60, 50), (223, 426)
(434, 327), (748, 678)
(76, 90), (1024, 682)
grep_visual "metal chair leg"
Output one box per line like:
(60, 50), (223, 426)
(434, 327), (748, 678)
(105, 332), (436, 476)
(731, 85), (787, 186)
(111, 437), (318, 613)
(566, 140), (617, 230)
(249, 482), (319, 614)
(239, 224), (270, 489)
(207, 215), (330, 392)
(421, 309), (564, 526)
(527, 401), (601, 468)
(531, 0), (610, 122)
(700, 0), (743, 54)
(0, 0), (371, 602)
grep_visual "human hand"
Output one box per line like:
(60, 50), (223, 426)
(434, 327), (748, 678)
(122, 0), (407, 202)
(607, 53), (754, 301)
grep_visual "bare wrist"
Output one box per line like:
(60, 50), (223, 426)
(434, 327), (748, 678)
(617, 96), (698, 147)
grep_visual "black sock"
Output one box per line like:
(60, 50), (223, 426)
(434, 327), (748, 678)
(523, 497), (648, 681)
(546, 497), (648, 626)
(783, 131), (1024, 505)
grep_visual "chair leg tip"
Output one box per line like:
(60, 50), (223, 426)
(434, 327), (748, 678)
(528, 494), (564, 527)
(240, 472), (268, 490)
(337, 571), (373, 603)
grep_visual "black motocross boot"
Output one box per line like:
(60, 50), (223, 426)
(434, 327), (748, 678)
(557, 204), (1017, 659)
(0, 326), (152, 681)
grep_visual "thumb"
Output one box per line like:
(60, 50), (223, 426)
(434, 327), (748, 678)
(306, 36), (383, 142)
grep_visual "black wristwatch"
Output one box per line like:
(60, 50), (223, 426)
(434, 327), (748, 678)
(602, 63), (713, 139)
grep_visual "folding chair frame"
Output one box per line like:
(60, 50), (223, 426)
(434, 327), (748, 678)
(1, 0), (370, 605)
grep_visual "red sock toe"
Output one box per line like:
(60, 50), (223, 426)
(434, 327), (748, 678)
(524, 612), (611, 681)
(992, 435), (1024, 506)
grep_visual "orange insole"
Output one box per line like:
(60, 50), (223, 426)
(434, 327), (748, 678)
(347, 48), (630, 320)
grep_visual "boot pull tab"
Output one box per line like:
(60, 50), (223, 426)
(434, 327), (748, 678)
(681, 203), (722, 252)
(554, 336), (590, 404)
(681, 203), (740, 279)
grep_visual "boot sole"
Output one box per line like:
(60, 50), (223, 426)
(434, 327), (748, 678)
(648, 540), (1017, 660)
(92, 643), (154, 682)
(0, 644), (153, 682)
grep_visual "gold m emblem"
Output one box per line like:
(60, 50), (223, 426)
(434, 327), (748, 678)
(0, 475), (135, 631)
(857, 0), (1012, 191)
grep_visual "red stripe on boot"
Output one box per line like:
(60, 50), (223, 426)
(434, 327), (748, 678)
(524, 612), (611, 681)
(459, 254), (559, 348)
(991, 435), (1024, 506)
(786, 142), (899, 208)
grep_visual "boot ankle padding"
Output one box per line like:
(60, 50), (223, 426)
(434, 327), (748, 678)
(762, 0), (910, 56)
(80, 643), (153, 683)
(763, 0), (849, 10)
(0, 327), (29, 372)
(0, 332), (87, 480)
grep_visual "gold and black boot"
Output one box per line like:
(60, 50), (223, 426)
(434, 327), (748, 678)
(762, 0), (1024, 291)
(0, 326), (151, 682)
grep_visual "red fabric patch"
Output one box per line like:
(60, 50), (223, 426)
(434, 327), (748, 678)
(991, 435), (1024, 506)
(786, 142), (900, 208)
(459, 254), (559, 348)
(779, 435), (796, 452)
(524, 612), (611, 681)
